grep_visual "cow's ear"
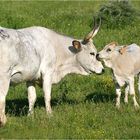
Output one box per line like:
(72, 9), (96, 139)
(72, 40), (81, 51)
(119, 45), (127, 55)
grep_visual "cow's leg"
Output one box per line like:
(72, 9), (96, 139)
(138, 74), (140, 95)
(129, 77), (139, 108)
(26, 81), (36, 116)
(124, 84), (129, 104)
(115, 83), (121, 109)
(42, 73), (52, 114)
(0, 75), (10, 126)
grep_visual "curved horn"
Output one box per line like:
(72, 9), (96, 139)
(84, 17), (101, 43)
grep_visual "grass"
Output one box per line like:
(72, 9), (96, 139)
(0, 1), (140, 139)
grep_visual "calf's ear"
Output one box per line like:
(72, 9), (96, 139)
(119, 45), (127, 55)
(72, 40), (81, 51)
(109, 41), (118, 47)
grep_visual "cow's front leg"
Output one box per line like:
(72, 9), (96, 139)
(26, 81), (36, 116)
(0, 75), (10, 126)
(42, 73), (52, 114)
(129, 77), (139, 109)
(115, 84), (121, 109)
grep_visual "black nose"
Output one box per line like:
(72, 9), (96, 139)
(96, 53), (100, 61)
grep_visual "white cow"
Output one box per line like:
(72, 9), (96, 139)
(98, 42), (140, 109)
(0, 20), (104, 126)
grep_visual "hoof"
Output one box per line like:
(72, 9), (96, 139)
(134, 104), (140, 110)
(27, 111), (34, 116)
(0, 115), (7, 127)
(124, 99), (128, 104)
(46, 109), (53, 117)
(116, 104), (121, 110)
(124, 102), (128, 104)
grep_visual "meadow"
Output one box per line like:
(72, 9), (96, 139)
(0, 1), (140, 139)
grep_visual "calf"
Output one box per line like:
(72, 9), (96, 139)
(0, 19), (104, 126)
(98, 42), (140, 109)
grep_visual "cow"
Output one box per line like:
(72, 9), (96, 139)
(0, 20), (104, 126)
(97, 42), (140, 109)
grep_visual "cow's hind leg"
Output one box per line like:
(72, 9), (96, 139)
(42, 72), (53, 114)
(0, 74), (10, 126)
(26, 81), (36, 116)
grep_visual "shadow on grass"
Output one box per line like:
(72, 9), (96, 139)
(5, 90), (115, 116)
(6, 98), (28, 116)
(6, 96), (78, 116)
(85, 91), (116, 104)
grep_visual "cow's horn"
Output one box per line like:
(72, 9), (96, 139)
(84, 17), (101, 43)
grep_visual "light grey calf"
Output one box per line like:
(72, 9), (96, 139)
(0, 20), (104, 126)
(98, 42), (140, 109)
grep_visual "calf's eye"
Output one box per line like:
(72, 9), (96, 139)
(90, 52), (95, 56)
(107, 48), (111, 52)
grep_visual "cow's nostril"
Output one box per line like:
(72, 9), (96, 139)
(96, 53), (100, 61)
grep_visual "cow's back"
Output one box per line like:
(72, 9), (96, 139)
(0, 26), (56, 83)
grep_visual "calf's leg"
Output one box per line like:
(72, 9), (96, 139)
(115, 83), (121, 109)
(129, 77), (139, 108)
(124, 84), (129, 104)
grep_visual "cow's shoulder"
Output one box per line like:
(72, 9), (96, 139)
(0, 28), (10, 40)
(0, 27), (20, 42)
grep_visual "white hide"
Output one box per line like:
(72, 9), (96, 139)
(0, 26), (103, 126)
(98, 43), (140, 108)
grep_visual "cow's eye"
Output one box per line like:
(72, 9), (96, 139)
(90, 52), (95, 56)
(107, 48), (111, 52)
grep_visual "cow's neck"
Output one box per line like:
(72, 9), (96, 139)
(52, 56), (87, 84)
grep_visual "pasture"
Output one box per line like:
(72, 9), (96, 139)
(0, 1), (140, 139)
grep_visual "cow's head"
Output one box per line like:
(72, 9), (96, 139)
(72, 18), (104, 74)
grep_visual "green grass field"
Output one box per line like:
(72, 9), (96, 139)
(0, 1), (140, 139)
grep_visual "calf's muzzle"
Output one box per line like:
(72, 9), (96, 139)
(96, 53), (100, 61)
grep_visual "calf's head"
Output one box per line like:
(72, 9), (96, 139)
(98, 42), (126, 67)
(98, 42), (118, 60)
(72, 19), (104, 74)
